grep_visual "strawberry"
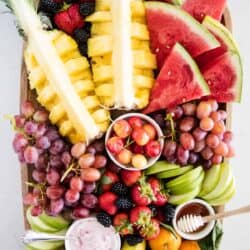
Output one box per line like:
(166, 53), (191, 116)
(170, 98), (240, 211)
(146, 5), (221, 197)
(131, 178), (155, 206)
(139, 219), (160, 240)
(153, 192), (168, 206)
(148, 177), (161, 193)
(98, 192), (118, 215)
(113, 213), (134, 235)
(101, 170), (119, 191)
(54, 4), (84, 35)
(130, 206), (152, 227)
(120, 169), (141, 187)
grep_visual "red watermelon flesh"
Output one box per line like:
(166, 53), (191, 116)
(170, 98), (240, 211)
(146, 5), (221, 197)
(143, 43), (210, 114)
(201, 52), (242, 102)
(145, 2), (219, 69)
(182, 0), (226, 22)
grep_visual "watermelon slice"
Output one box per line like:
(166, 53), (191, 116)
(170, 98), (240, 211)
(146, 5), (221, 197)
(202, 52), (242, 103)
(143, 43), (210, 114)
(182, 0), (226, 22)
(145, 1), (220, 69)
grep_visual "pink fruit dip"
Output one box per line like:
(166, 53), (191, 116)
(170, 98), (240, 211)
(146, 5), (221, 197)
(65, 218), (121, 250)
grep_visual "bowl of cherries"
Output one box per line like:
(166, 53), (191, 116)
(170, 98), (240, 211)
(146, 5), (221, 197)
(105, 113), (164, 171)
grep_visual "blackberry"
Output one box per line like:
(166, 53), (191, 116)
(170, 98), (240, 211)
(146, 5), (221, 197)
(148, 204), (158, 217)
(125, 235), (144, 246)
(73, 28), (90, 44)
(39, 0), (63, 14)
(84, 23), (92, 33)
(80, 2), (95, 17)
(162, 204), (176, 224)
(96, 212), (112, 227)
(116, 198), (133, 210)
(78, 43), (88, 57)
(111, 183), (129, 197)
(65, 0), (78, 3)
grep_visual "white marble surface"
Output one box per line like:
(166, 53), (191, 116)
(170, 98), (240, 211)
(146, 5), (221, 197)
(0, 1), (250, 249)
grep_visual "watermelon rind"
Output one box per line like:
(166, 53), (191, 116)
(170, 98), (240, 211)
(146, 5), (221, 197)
(202, 16), (240, 53)
(145, 1), (220, 50)
(174, 43), (210, 95)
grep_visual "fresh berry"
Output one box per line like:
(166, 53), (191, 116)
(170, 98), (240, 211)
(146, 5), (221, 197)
(131, 178), (155, 206)
(162, 204), (176, 224)
(145, 140), (161, 158)
(131, 144), (144, 154)
(39, 0), (63, 13)
(128, 117), (143, 129)
(153, 192), (168, 206)
(148, 204), (158, 217)
(98, 192), (118, 215)
(113, 213), (133, 235)
(116, 149), (132, 165)
(96, 212), (112, 227)
(116, 198), (134, 210)
(131, 154), (148, 169)
(73, 28), (90, 44)
(139, 219), (160, 240)
(143, 124), (156, 140)
(111, 183), (129, 197)
(54, 4), (84, 35)
(120, 169), (141, 187)
(101, 171), (119, 192)
(78, 43), (88, 57)
(132, 128), (150, 146)
(130, 206), (152, 226)
(148, 177), (161, 193)
(113, 119), (132, 139)
(106, 136), (124, 155)
(124, 234), (144, 246)
(79, 2), (95, 17)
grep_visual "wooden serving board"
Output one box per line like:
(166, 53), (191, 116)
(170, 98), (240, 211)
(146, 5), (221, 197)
(19, 8), (233, 230)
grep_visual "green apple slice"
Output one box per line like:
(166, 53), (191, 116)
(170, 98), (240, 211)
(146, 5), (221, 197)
(145, 161), (180, 175)
(207, 177), (236, 206)
(202, 163), (233, 201)
(39, 212), (70, 230)
(26, 241), (64, 250)
(166, 166), (203, 189)
(168, 186), (201, 205)
(26, 207), (59, 233)
(156, 165), (193, 179)
(199, 164), (221, 197)
(170, 170), (205, 195)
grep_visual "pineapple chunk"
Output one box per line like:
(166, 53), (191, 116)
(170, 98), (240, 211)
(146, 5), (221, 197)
(133, 75), (155, 89)
(86, 11), (112, 22)
(88, 35), (113, 57)
(95, 83), (114, 96)
(65, 57), (90, 75)
(132, 23), (149, 40)
(92, 65), (113, 82)
(133, 50), (157, 69)
(91, 22), (112, 36)
(96, 0), (111, 11)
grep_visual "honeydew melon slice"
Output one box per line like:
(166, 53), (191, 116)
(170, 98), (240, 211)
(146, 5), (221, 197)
(145, 161), (180, 175)
(156, 165), (193, 179)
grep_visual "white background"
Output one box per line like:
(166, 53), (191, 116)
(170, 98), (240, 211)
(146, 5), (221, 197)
(0, 1), (250, 249)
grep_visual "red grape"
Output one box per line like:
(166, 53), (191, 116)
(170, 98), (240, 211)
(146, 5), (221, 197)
(132, 128), (150, 146)
(201, 147), (214, 160)
(192, 128), (207, 141)
(32, 170), (46, 183)
(81, 194), (98, 209)
(36, 136), (51, 150)
(72, 206), (90, 219)
(83, 182), (96, 194)
(61, 151), (72, 166)
(193, 139), (206, 153)
(113, 119), (132, 138)
(91, 140), (105, 153)
(180, 133), (195, 150)
(21, 101), (35, 118)
(197, 102), (212, 119)
(46, 185), (64, 200)
(50, 198), (64, 215)
(71, 142), (87, 159)
(200, 117), (214, 131)
(143, 124), (156, 140)
(70, 177), (84, 192)
(24, 146), (39, 164)
(182, 103), (196, 116)
(34, 123), (48, 138)
(206, 134), (220, 148)
(49, 155), (63, 168)
(49, 139), (65, 155)
(168, 106), (183, 120)
(116, 149), (132, 165)
(210, 111), (221, 122)
(35, 154), (48, 170)
(107, 136), (124, 154)
(107, 162), (121, 173)
(14, 115), (26, 128)
(23, 193), (39, 206)
(93, 155), (107, 168)
(211, 155), (223, 164)
(214, 142), (229, 157)
(46, 169), (60, 186)
(223, 131), (233, 143)
(81, 168), (101, 182)
(86, 145), (96, 155)
(150, 113), (165, 127)
(18, 151), (25, 164)
(24, 121), (38, 136)
(128, 117), (143, 129)
(188, 152), (199, 164)
(78, 153), (95, 169)
(207, 99), (218, 111)
(65, 189), (80, 203)
(203, 160), (212, 170)
(12, 134), (28, 153)
(212, 121), (226, 135)
(163, 141), (177, 158)
(177, 146), (189, 166)
(45, 128), (60, 142)
(33, 110), (49, 122)
(31, 205), (43, 217)
(179, 117), (195, 132)
(218, 110), (227, 120)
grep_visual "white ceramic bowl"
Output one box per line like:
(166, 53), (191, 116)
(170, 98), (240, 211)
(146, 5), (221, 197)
(105, 113), (164, 171)
(65, 217), (121, 250)
(173, 199), (215, 240)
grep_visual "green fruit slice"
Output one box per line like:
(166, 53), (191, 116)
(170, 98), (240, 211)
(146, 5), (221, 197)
(169, 186), (201, 205)
(202, 163), (233, 201)
(166, 166), (203, 189)
(145, 161), (180, 175)
(199, 164), (221, 197)
(156, 165), (193, 179)
(170, 170), (205, 195)
(39, 212), (70, 230)
(207, 177), (236, 206)
(26, 207), (59, 233)
(26, 241), (64, 250)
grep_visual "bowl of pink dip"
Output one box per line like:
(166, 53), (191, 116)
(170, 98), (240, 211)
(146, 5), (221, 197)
(65, 217), (121, 250)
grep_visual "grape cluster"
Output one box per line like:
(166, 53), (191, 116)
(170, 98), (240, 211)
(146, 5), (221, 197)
(152, 100), (234, 169)
(13, 101), (107, 218)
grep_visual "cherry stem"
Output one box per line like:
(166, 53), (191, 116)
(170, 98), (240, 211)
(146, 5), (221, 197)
(165, 114), (176, 141)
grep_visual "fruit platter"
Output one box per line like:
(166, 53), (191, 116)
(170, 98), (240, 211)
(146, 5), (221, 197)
(3, 0), (243, 249)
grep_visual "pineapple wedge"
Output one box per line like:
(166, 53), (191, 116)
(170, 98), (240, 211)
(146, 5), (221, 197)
(87, 0), (156, 109)
(6, 0), (110, 144)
